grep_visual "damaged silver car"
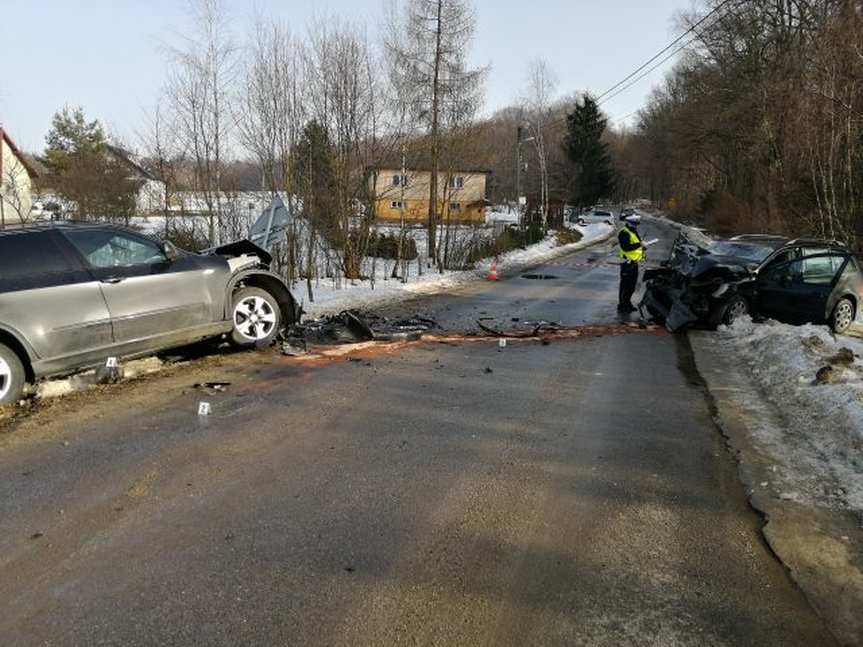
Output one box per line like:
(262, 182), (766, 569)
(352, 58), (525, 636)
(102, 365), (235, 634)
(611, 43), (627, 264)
(0, 222), (299, 405)
(642, 231), (863, 333)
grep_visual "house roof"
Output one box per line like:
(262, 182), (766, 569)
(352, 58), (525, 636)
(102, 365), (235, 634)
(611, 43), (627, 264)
(106, 144), (159, 181)
(0, 128), (39, 179)
(369, 165), (492, 176)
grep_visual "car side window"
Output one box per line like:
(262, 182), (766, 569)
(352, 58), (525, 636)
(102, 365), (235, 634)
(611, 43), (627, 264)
(774, 255), (846, 286)
(0, 232), (78, 278)
(64, 229), (166, 269)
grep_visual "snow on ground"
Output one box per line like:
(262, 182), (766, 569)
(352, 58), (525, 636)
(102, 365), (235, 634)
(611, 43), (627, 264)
(298, 223), (613, 317)
(713, 317), (863, 513)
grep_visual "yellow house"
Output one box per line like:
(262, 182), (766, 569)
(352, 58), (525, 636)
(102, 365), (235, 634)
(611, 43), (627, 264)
(0, 128), (39, 226)
(370, 167), (490, 224)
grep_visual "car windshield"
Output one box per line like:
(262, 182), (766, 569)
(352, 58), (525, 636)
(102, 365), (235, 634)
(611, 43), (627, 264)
(708, 241), (774, 263)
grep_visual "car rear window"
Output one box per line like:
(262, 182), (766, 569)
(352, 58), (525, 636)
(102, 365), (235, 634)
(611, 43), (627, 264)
(0, 232), (78, 279)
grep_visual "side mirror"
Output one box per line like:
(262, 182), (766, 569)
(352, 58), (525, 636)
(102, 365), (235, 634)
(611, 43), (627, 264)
(162, 240), (180, 261)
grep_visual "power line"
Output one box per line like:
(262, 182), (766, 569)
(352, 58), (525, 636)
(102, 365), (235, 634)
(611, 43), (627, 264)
(597, 33), (700, 107)
(594, 0), (737, 103)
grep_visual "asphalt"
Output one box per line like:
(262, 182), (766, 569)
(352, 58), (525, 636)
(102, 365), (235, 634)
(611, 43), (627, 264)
(0, 220), (836, 646)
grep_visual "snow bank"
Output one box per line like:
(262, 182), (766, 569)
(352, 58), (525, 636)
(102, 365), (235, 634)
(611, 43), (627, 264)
(299, 223), (613, 316)
(714, 317), (863, 513)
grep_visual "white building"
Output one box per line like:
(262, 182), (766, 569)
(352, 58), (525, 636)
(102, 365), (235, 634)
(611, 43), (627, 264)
(0, 127), (39, 226)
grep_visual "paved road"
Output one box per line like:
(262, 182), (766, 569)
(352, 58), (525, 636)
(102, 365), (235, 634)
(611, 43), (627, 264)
(0, 220), (835, 646)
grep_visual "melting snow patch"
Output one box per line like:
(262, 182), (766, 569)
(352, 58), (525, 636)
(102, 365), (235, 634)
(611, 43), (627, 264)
(714, 317), (863, 513)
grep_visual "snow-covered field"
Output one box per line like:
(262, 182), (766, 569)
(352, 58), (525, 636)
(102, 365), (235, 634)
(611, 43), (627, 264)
(713, 317), (863, 513)
(298, 223), (613, 317)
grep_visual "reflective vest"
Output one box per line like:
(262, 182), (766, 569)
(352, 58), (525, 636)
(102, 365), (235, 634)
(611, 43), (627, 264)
(618, 226), (644, 262)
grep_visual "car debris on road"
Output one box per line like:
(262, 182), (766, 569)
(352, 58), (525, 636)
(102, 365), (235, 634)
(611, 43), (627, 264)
(281, 310), (440, 354)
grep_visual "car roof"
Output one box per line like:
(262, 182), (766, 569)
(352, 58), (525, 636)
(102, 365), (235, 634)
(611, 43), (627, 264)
(786, 237), (848, 249)
(0, 220), (141, 238)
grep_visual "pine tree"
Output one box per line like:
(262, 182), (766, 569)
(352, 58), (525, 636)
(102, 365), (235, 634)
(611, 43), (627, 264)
(44, 107), (139, 222)
(564, 94), (616, 209)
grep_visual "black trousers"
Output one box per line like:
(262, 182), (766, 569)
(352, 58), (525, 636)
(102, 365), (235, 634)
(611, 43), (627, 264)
(618, 261), (639, 308)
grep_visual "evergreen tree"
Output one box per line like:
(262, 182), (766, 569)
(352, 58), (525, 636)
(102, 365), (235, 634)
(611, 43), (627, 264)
(290, 121), (340, 244)
(564, 94), (616, 209)
(44, 107), (139, 222)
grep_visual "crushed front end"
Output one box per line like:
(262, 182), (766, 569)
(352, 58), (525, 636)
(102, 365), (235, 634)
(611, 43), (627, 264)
(641, 232), (752, 332)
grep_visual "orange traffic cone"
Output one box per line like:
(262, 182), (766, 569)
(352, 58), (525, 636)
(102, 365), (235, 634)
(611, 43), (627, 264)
(487, 257), (499, 281)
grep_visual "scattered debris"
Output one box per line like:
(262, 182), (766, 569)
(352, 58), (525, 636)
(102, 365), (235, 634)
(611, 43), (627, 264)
(815, 366), (835, 385)
(521, 274), (559, 280)
(828, 347), (856, 366)
(280, 338), (308, 356)
(193, 381), (231, 393)
(484, 367), (494, 374)
(477, 320), (561, 338)
(30, 532), (43, 540)
(802, 335), (827, 352)
(287, 310), (438, 347)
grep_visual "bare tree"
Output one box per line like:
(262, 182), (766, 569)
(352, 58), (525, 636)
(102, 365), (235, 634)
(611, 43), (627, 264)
(520, 58), (557, 232)
(385, 0), (486, 262)
(0, 156), (35, 227)
(138, 96), (184, 238)
(235, 16), (303, 197)
(164, 0), (237, 245)
(304, 16), (392, 279)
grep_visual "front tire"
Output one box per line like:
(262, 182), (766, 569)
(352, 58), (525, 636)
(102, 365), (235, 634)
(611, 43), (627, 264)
(831, 298), (855, 334)
(0, 343), (27, 406)
(231, 287), (282, 348)
(715, 295), (749, 327)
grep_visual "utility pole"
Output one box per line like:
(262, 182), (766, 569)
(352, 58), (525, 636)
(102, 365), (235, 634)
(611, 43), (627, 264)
(516, 125), (534, 247)
(399, 142), (407, 283)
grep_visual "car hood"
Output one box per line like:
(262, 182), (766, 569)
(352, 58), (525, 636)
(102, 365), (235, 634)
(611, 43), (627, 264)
(206, 239), (273, 266)
(666, 234), (752, 281)
(687, 254), (751, 281)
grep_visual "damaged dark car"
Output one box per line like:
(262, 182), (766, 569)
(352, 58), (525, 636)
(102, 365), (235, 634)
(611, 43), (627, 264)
(642, 231), (863, 334)
(0, 222), (299, 405)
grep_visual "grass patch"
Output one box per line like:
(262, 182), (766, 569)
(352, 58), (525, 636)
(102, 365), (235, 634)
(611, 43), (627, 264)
(555, 229), (583, 246)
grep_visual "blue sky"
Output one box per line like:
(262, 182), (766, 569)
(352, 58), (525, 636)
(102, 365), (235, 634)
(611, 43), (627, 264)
(0, 0), (693, 153)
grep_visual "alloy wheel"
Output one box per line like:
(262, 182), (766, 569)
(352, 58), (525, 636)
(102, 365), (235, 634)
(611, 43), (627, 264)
(233, 296), (278, 342)
(0, 357), (11, 401)
(834, 301), (854, 333)
(727, 299), (748, 322)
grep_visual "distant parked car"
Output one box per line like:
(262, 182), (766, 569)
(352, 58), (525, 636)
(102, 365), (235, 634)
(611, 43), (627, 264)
(577, 209), (615, 226)
(642, 233), (863, 333)
(0, 222), (299, 405)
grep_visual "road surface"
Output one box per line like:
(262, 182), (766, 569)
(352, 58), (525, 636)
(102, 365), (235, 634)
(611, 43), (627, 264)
(0, 220), (836, 646)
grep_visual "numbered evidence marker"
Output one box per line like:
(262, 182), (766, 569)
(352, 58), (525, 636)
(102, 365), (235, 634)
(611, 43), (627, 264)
(198, 402), (212, 416)
(498, 339), (507, 348)
(105, 356), (119, 368)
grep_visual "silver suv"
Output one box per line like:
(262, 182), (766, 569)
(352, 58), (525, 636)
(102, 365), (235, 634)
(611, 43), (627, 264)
(0, 222), (298, 405)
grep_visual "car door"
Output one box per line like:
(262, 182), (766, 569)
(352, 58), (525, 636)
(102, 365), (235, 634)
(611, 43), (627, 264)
(756, 254), (847, 324)
(790, 253), (850, 323)
(60, 227), (220, 345)
(0, 230), (114, 369)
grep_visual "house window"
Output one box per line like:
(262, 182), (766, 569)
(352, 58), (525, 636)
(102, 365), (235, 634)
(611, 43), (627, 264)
(392, 174), (408, 187)
(449, 176), (465, 189)
(391, 200), (407, 209)
(449, 202), (462, 212)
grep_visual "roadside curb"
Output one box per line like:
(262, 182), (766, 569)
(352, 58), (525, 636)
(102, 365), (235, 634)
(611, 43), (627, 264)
(689, 330), (863, 647)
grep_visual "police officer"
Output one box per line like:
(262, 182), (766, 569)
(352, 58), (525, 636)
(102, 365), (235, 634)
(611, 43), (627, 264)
(617, 214), (645, 313)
